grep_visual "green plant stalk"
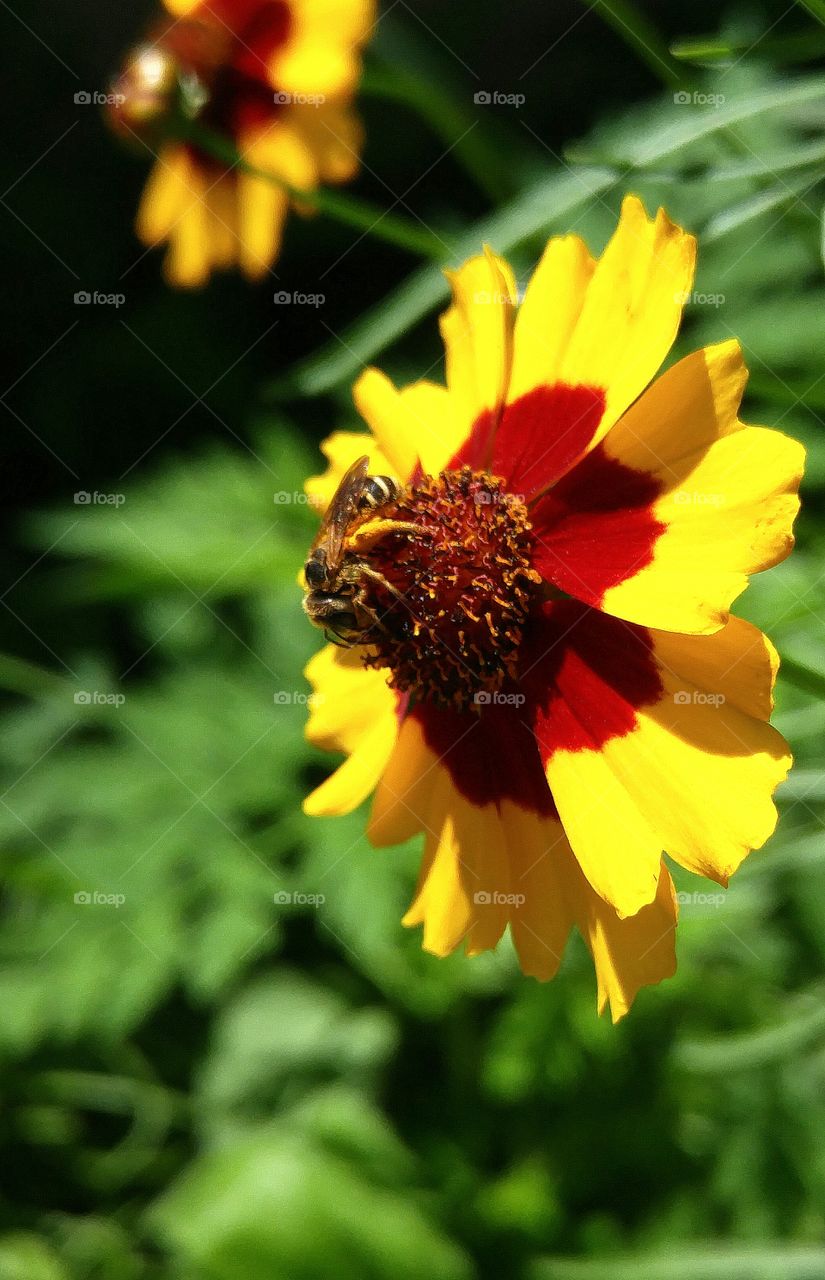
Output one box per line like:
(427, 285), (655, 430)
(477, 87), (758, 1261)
(582, 0), (686, 87)
(185, 123), (447, 262)
(0, 653), (71, 698)
(796, 0), (825, 25)
(361, 65), (509, 204)
(672, 30), (825, 65)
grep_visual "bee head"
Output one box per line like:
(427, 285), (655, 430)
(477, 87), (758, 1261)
(304, 549), (328, 589)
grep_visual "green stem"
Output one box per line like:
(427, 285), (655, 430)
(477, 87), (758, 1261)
(0, 653), (71, 699)
(361, 65), (509, 204)
(581, 0), (686, 87)
(796, 0), (825, 25)
(186, 123), (446, 262)
(672, 30), (825, 65)
(778, 653), (825, 700)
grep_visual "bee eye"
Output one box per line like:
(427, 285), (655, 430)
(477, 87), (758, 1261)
(305, 559), (326, 588)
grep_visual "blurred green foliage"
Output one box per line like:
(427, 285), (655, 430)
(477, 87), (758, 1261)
(3, 3), (825, 1278)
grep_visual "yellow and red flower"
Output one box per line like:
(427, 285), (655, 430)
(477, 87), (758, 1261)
(302, 197), (804, 1020)
(113, 0), (374, 285)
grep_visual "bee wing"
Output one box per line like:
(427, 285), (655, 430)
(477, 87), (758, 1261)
(311, 454), (370, 568)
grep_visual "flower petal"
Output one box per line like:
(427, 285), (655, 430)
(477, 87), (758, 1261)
(352, 370), (429, 481)
(576, 852), (677, 1022)
(294, 101), (364, 183)
(269, 0), (375, 98)
(508, 233), (596, 403)
(303, 644), (399, 817)
(401, 770), (511, 958)
(369, 713), (676, 1018)
(525, 603), (791, 915)
(136, 146), (194, 246)
(439, 247), (518, 445)
(505, 803), (677, 1021)
(530, 341), (804, 632)
(557, 194), (696, 444)
(163, 166), (211, 288)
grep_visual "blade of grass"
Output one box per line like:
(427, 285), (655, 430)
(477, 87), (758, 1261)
(796, 0), (825, 25)
(672, 31), (825, 66)
(530, 1245), (825, 1280)
(581, 0), (686, 88)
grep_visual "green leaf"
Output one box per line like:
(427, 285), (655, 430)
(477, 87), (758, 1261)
(149, 1129), (474, 1280)
(0, 1236), (67, 1280)
(582, 0), (686, 87)
(529, 1247), (825, 1280)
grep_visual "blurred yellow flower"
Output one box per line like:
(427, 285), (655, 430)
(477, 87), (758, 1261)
(113, 0), (374, 285)
(301, 196), (805, 1020)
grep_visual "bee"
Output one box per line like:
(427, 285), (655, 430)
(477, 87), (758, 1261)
(302, 456), (419, 646)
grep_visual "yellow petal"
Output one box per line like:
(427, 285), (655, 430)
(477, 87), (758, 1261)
(353, 370), (463, 480)
(543, 745), (663, 918)
(504, 803), (677, 1020)
(136, 146), (193, 246)
(303, 644), (399, 817)
(597, 341), (805, 632)
(558, 195), (696, 444)
(400, 769), (510, 958)
(304, 643), (395, 755)
(439, 247), (518, 440)
(352, 370), (422, 481)
(270, 0), (375, 98)
(206, 173), (238, 271)
(236, 168), (289, 280)
(501, 802), (576, 982)
(295, 101), (364, 183)
(163, 167), (211, 288)
(508, 234), (596, 403)
(538, 614), (791, 912)
(578, 857), (677, 1022)
(368, 716), (440, 847)
(369, 719), (677, 1018)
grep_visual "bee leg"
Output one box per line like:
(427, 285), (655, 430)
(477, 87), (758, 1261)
(359, 565), (411, 607)
(351, 520), (429, 551)
(323, 629), (355, 649)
